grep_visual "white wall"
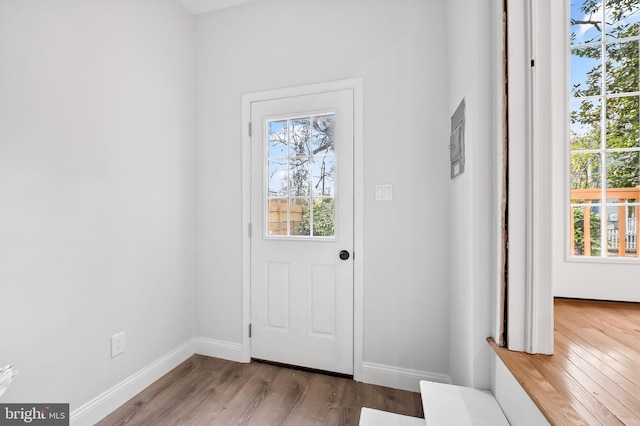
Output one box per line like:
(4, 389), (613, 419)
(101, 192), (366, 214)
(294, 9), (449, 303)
(195, 0), (452, 379)
(445, 0), (503, 388)
(0, 0), (196, 410)
(0, 0), (505, 412)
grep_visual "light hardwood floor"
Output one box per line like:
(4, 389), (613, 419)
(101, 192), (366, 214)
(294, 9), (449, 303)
(491, 298), (640, 425)
(97, 355), (424, 425)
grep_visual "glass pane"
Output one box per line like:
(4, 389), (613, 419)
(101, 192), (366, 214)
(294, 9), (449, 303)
(568, 1), (640, 260)
(570, 1), (602, 45)
(264, 113), (337, 239)
(268, 160), (288, 196)
(606, 96), (639, 149)
(289, 157), (310, 196)
(571, 46), (602, 97)
(619, 205), (639, 257)
(605, 0), (640, 40)
(571, 99), (602, 150)
(571, 205), (602, 256)
(268, 120), (288, 157)
(290, 198), (310, 236)
(289, 118), (310, 157)
(268, 199), (288, 236)
(312, 115), (335, 155)
(570, 152), (602, 188)
(605, 41), (639, 94)
(606, 151), (640, 188)
(312, 156), (335, 197)
(605, 204), (638, 256)
(570, 196), (601, 206)
(312, 198), (335, 237)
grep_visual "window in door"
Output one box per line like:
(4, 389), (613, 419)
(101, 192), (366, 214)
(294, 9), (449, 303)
(569, 0), (640, 258)
(266, 114), (336, 238)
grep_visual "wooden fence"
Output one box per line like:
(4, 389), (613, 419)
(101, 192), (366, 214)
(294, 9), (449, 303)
(268, 200), (307, 236)
(570, 187), (640, 257)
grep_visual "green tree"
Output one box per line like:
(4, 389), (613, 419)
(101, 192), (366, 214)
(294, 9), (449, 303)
(571, 1), (639, 185)
(297, 199), (335, 237)
(572, 207), (602, 255)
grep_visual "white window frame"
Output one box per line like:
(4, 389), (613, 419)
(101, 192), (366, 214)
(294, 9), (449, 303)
(568, 4), (640, 262)
(263, 112), (338, 240)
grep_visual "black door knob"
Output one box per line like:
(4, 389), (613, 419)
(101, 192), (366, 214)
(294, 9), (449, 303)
(339, 250), (350, 260)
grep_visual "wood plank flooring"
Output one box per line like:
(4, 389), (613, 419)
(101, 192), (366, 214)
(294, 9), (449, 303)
(491, 298), (640, 425)
(97, 355), (423, 425)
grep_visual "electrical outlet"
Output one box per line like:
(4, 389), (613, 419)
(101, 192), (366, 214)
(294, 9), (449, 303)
(111, 331), (125, 358)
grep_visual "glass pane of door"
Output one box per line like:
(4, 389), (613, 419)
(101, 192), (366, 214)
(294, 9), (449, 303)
(266, 114), (336, 238)
(569, 0), (640, 259)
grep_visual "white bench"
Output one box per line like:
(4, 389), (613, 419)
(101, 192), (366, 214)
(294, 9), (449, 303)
(359, 381), (510, 426)
(420, 381), (509, 425)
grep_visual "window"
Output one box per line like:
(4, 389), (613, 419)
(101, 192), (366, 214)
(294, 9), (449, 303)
(266, 114), (336, 238)
(569, 0), (640, 258)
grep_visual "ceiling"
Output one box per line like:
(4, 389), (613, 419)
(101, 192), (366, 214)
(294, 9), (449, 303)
(178, 0), (257, 15)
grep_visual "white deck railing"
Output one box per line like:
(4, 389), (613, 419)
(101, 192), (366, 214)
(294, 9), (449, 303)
(608, 218), (637, 251)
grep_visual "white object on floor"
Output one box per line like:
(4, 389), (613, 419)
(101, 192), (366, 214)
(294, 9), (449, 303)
(359, 407), (425, 425)
(420, 380), (509, 425)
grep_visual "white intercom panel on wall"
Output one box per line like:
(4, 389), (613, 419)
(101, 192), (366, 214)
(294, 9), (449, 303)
(449, 99), (465, 179)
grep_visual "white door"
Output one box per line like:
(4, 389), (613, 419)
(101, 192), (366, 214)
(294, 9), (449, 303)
(250, 89), (354, 374)
(552, 0), (640, 302)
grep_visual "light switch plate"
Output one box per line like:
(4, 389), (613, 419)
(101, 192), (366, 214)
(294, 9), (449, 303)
(375, 184), (393, 201)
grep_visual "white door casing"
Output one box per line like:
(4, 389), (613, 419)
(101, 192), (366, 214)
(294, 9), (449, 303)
(507, 0), (640, 359)
(507, 0), (554, 354)
(244, 82), (362, 375)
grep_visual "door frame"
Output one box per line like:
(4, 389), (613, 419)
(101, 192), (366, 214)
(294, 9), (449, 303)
(506, 0), (555, 354)
(240, 78), (364, 379)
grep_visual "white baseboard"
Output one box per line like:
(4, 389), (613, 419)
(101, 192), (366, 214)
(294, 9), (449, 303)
(360, 361), (451, 392)
(70, 339), (195, 426)
(194, 337), (248, 363)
